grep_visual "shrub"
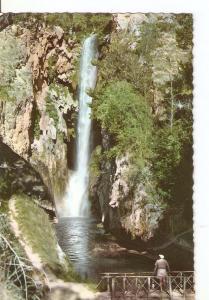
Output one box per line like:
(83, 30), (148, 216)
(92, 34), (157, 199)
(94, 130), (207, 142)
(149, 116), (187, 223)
(33, 109), (41, 139)
(45, 94), (59, 127)
(152, 120), (192, 203)
(47, 54), (58, 83)
(93, 81), (153, 165)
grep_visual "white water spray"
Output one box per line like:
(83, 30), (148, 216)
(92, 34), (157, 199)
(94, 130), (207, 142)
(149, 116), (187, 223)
(64, 35), (98, 217)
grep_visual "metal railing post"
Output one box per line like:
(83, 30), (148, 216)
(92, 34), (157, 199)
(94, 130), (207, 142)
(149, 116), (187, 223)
(107, 275), (110, 293)
(147, 276), (151, 298)
(123, 276), (126, 291)
(181, 272), (183, 291)
(169, 276), (173, 298)
(183, 275), (186, 297)
(112, 277), (115, 298)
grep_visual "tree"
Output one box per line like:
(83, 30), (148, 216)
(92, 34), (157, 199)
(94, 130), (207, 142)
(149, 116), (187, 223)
(97, 32), (152, 96)
(93, 81), (153, 165)
(151, 32), (189, 129)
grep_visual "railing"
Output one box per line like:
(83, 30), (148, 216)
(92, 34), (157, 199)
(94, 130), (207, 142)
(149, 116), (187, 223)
(97, 272), (194, 299)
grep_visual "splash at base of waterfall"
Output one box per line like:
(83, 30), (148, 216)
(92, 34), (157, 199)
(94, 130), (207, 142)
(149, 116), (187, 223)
(63, 171), (90, 217)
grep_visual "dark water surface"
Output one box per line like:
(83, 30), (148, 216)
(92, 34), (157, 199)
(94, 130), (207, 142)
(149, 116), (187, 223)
(55, 217), (154, 280)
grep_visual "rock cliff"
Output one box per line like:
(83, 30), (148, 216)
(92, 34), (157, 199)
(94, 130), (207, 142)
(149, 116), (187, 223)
(0, 18), (79, 211)
(0, 13), (193, 244)
(89, 13), (193, 242)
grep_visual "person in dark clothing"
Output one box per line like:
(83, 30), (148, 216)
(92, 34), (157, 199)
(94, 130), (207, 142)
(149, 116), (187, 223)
(154, 254), (170, 291)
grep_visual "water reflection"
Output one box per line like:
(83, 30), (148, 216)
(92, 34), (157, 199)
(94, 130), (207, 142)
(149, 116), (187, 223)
(56, 217), (154, 280)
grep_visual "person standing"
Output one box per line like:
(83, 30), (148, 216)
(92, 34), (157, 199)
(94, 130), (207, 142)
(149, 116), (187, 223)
(154, 254), (170, 291)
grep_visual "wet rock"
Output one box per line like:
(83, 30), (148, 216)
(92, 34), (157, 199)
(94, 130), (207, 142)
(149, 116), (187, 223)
(92, 242), (127, 258)
(127, 249), (140, 255)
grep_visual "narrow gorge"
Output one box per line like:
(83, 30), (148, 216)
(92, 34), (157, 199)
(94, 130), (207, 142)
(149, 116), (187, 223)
(0, 12), (193, 300)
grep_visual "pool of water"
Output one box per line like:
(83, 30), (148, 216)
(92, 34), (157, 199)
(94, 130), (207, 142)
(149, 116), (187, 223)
(55, 217), (154, 280)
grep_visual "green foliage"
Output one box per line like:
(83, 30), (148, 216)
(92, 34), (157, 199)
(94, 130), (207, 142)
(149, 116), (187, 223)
(13, 13), (113, 43)
(67, 13), (112, 42)
(0, 281), (24, 300)
(67, 128), (75, 140)
(93, 81), (153, 164)
(33, 109), (41, 139)
(0, 31), (26, 102)
(155, 15), (176, 33)
(175, 14), (193, 50)
(0, 174), (10, 198)
(0, 85), (13, 101)
(97, 32), (152, 95)
(14, 194), (61, 270)
(46, 83), (76, 133)
(0, 214), (45, 300)
(152, 120), (191, 202)
(149, 15), (193, 209)
(136, 21), (161, 62)
(12, 13), (45, 27)
(9, 66), (33, 103)
(151, 31), (188, 86)
(47, 53), (58, 83)
(0, 32), (26, 86)
(93, 14), (193, 229)
(89, 145), (102, 177)
(71, 54), (81, 89)
(45, 94), (59, 127)
(45, 13), (72, 31)
(49, 82), (69, 99)
(0, 169), (13, 199)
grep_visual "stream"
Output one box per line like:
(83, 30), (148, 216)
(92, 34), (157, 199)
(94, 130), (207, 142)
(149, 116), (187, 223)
(55, 217), (193, 281)
(56, 217), (154, 280)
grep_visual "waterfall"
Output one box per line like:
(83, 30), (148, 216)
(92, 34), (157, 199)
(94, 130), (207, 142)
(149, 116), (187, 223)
(64, 35), (98, 217)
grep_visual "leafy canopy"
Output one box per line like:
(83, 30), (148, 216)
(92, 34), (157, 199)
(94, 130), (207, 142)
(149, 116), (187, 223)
(13, 13), (113, 42)
(97, 32), (152, 95)
(93, 81), (153, 165)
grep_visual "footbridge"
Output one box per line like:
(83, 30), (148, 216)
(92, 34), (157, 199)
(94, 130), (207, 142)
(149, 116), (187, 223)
(97, 271), (194, 299)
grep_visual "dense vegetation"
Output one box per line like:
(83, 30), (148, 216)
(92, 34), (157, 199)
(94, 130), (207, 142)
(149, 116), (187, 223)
(92, 81), (152, 164)
(12, 13), (113, 43)
(0, 213), (45, 299)
(92, 14), (193, 232)
(0, 12), (193, 298)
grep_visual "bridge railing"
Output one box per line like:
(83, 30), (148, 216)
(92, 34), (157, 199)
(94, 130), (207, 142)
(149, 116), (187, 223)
(97, 272), (194, 299)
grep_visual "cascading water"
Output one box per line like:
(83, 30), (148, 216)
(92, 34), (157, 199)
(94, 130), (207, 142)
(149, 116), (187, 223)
(64, 34), (98, 217)
(58, 34), (152, 280)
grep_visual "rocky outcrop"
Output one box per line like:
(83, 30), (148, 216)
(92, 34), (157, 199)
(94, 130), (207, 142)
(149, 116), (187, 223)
(0, 21), (79, 209)
(114, 13), (148, 34)
(95, 155), (164, 241)
(0, 13), (13, 31)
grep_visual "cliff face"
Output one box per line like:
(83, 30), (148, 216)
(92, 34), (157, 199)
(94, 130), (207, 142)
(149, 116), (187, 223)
(90, 13), (193, 242)
(0, 13), (193, 243)
(0, 20), (79, 209)
(91, 149), (165, 241)
(89, 14), (165, 241)
(109, 156), (164, 241)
